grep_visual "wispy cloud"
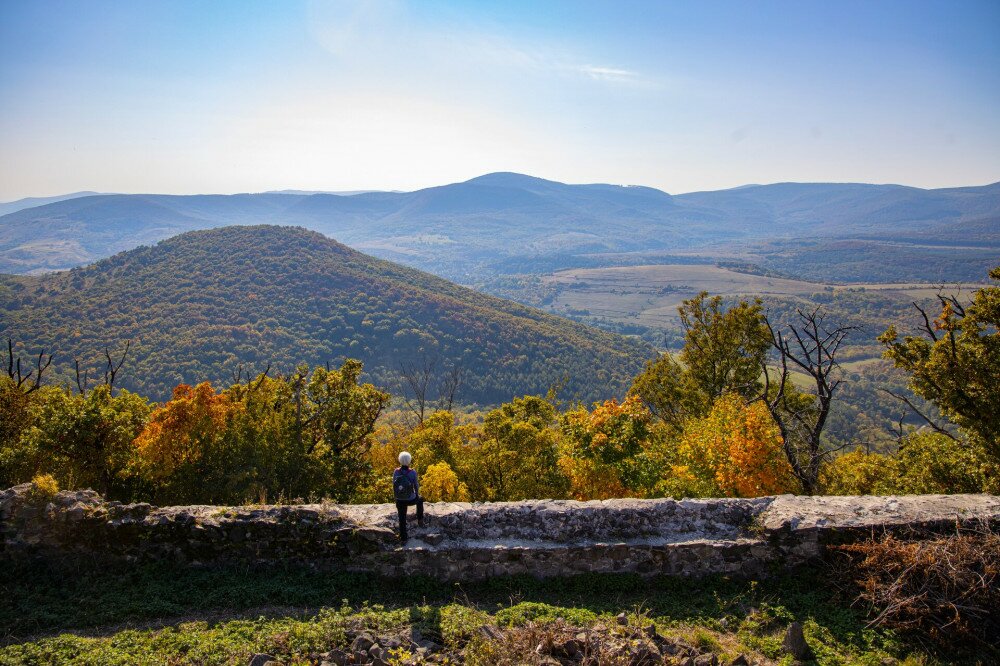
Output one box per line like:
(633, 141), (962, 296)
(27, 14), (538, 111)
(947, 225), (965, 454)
(577, 65), (642, 84)
(308, 0), (653, 88)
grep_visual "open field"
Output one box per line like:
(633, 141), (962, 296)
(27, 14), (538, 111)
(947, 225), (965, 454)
(543, 264), (835, 328)
(541, 264), (985, 333)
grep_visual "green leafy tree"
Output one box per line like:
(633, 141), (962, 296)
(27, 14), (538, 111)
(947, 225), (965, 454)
(880, 267), (1000, 458)
(459, 396), (569, 501)
(0, 341), (52, 487)
(25, 384), (151, 498)
(296, 360), (391, 501)
(560, 396), (655, 496)
(821, 431), (987, 495)
(405, 410), (460, 469)
(630, 293), (770, 432)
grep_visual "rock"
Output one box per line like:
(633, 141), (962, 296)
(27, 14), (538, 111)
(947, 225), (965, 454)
(616, 612), (629, 626)
(782, 622), (812, 660)
(628, 643), (661, 665)
(641, 623), (658, 639)
(554, 638), (582, 658)
(369, 644), (385, 659)
(351, 633), (376, 653)
(729, 655), (750, 666)
(694, 654), (718, 666)
(320, 648), (348, 666)
(657, 639), (686, 656)
(247, 655), (278, 666)
(421, 532), (444, 546)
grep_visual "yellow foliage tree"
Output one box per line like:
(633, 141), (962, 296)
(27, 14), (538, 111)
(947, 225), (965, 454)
(557, 455), (630, 500)
(670, 393), (797, 497)
(560, 395), (653, 498)
(420, 461), (470, 502)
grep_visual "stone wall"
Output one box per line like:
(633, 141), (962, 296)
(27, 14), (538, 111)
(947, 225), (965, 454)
(2, 484), (997, 580)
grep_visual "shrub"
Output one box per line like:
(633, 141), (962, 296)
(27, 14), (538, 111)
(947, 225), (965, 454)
(26, 473), (59, 503)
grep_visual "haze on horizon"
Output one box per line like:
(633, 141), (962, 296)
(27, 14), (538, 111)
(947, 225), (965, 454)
(1, 0), (999, 201)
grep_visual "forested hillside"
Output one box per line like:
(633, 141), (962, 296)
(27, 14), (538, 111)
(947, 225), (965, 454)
(0, 225), (652, 403)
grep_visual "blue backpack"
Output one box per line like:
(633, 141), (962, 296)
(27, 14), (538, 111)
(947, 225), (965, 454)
(393, 469), (415, 501)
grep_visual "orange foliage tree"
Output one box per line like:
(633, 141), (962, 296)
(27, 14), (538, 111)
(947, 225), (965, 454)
(669, 393), (797, 497)
(133, 382), (233, 481)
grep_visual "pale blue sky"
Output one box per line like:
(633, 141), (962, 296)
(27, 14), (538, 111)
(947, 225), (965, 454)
(1, 0), (998, 199)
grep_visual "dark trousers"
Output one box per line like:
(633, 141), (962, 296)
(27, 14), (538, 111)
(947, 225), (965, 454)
(396, 497), (424, 540)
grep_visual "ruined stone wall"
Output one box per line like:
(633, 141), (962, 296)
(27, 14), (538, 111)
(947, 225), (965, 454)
(2, 484), (997, 580)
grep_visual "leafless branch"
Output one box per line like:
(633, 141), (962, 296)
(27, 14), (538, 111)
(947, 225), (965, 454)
(4, 338), (52, 394)
(102, 340), (130, 390)
(878, 388), (958, 441)
(75, 359), (90, 394)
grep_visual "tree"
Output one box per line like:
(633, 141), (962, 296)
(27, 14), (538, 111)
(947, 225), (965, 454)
(820, 431), (987, 496)
(134, 383), (232, 477)
(667, 394), (796, 498)
(291, 360), (391, 501)
(630, 293), (770, 432)
(405, 410), (460, 469)
(420, 461), (470, 502)
(24, 384), (151, 498)
(879, 268), (1000, 458)
(760, 308), (857, 494)
(4, 338), (52, 395)
(561, 396), (654, 496)
(130, 361), (390, 504)
(398, 354), (437, 425)
(460, 396), (569, 501)
(132, 382), (234, 499)
(1, 340), (53, 486)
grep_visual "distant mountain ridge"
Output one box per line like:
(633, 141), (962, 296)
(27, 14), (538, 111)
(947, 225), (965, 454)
(0, 191), (105, 217)
(0, 225), (652, 403)
(1, 172), (997, 276)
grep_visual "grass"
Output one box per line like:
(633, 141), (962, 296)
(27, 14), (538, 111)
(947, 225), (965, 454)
(0, 558), (942, 665)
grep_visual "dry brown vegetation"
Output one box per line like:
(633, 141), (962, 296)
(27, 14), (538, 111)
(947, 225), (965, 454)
(830, 523), (1000, 654)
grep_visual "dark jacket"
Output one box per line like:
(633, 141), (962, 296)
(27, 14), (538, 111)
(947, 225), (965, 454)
(393, 466), (419, 501)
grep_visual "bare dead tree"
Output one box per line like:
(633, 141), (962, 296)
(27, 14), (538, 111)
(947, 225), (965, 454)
(102, 340), (130, 391)
(232, 362), (271, 392)
(4, 338), (52, 394)
(759, 308), (858, 494)
(399, 353), (437, 424)
(436, 362), (465, 413)
(74, 359), (90, 394)
(250, 363), (271, 393)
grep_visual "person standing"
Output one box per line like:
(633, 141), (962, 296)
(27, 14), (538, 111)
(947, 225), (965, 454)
(393, 451), (424, 542)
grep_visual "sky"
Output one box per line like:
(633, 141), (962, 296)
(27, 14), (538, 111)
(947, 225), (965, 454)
(1, 0), (999, 200)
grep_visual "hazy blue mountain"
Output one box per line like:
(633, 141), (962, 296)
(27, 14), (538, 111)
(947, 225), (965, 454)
(1, 173), (997, 277)
(673, 181), (1000, 238)
(0, 191), (104, 217)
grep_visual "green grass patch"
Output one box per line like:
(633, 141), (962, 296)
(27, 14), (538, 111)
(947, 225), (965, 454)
(0, 559), (942, 665)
